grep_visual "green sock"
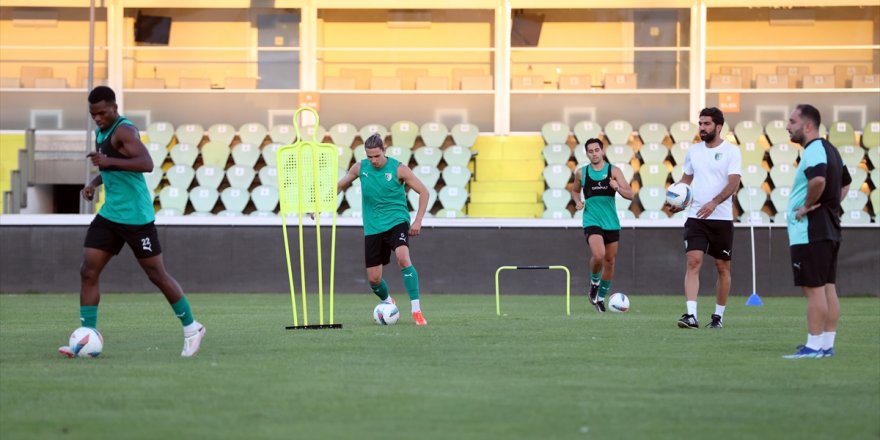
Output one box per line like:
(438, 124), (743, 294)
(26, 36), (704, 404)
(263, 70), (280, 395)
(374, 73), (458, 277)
(401, 265), (420, 301)
(80, 305), (98, 328)
(598, 280), (612, 301)
(171, 296), (195, 326)
(590, 272), (601, 284)
(370, 279), (389, 301)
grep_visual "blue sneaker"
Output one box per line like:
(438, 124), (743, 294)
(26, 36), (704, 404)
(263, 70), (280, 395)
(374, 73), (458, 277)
(822, 347), (835, 358)
(783, 345), (823, 359)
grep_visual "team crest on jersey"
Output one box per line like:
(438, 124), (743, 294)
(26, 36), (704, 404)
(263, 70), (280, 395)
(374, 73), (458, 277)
(385, 173), (392, 181)
(715, 153), (722, 160)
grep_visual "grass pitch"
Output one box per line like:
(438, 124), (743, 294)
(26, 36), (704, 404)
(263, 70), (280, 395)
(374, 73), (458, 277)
(1, 293), (878, 440)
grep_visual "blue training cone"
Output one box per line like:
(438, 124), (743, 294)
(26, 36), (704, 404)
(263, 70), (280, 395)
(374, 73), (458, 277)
(746, 292), (763, 307)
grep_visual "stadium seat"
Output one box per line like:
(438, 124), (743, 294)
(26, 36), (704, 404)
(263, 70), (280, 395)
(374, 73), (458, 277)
(838, 145), (865, 168)
(386, 146), (412, 165)
(338, 145), (354, 169)
(261, 143), (280, 167)
(201, 141), (231, 166)
(226, 164), (256, 189)
(772, 212), (788, 224)
(769, 164), (796, 188)
(397, 68), (428, 90)
(638, 123), (668, 144)
(573, 121), (602, 144)
(669, 121), (698, 143)
(639, 163), (669, 187)
(740, 142), (766, 166)
(617, 209), (636, 220)
(414, 147), (443, 167)
(828, 121), (855, 147)
(737, 186), (768, 212)
(605, 144), (634, 164)
(639, 210), (668, 220)
(144, 167), (163, 190)
(868, 146), (880, 169)
(542, 165), (572, 189)
(195, 165), (225, 189)
(170, 143), (199, 167)
(670, 141), (691, 165)
(764, 120), (791, 146)
(359, 124), (388, 143)
(258, 166), (277, 187)
(147, 122), (175, 147)
(604, 120), (633, 145)
(353, 145), (366, 162)
(542, 188), (571, 210)
(413, 165), (441, 187)
(439, 186), (468, 211)
(558, 74), (592, 90)
(841, 190), (868, 212)
(341, 208), (362, 218)
(406, 186), (438, 212)
(841, 210), (871, 224)
(175, 124), (204, 146)
(512, 74), (544, 90)
(847, 166), (867, 190)
(862, 121), (880, 149)
(739, 211), (771, 224)
(755, 74), (789, 89)
(543, 144), (572, 165)
(852, 74), (880, 88)
(639, 143), (669, 164)
(542, 209), (572, 219)
(574, 143), (588, 165)
(638, 185), (666, 211)
(870, 189), (879, 215)
(443, 165), (472, 187)
(329, 123), (358, 148)
(165, 165), (195, 189)
(391, 121), (419, 149)
(740, 164), (768, 188)
(604, 73), (637, 89)
(159, 186), (189, 212)
(370, 76), (400, 90)
(269, 124), (296, 145)
(541, 121), (570, 145)
(345, 186), (362, 210)
(671, 163), (684, 182)
(415, 76), (448, 90)
(443, 146), (472, 167)
(146, 142), (168, 168)
(614, 162), (635, 183)
(451, 123), (479, 148)
(155, 208), (182, 216)
(231, 143), (261, 168)
(250, 185), (279, 215)
(768, 143), (799, 166)
(708, 73), (743, 89)
(219, 187), (250, 216)
(435, 209), (466, 218)
(420, 122), (448, 148)
(734, 120), (763, 144)
(207, 123), (235, 146)
(615, 193), (632, 210)
(238, 122), (268, 147)
(189, 186), (219, 215)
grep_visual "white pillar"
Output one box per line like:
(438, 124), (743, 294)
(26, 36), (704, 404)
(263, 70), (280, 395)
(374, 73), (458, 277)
(300, 2), (317, 91)
(690, 2), (706, 118)
(495, 2), (512, 135)
(107, 2), (125, 111)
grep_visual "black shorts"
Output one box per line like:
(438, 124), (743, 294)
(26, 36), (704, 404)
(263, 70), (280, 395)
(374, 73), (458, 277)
(790, 240), (840, 287)
(583, 227), (620, 245)
(683, 218), (734, 261)
(364, 222), (410, 267)
(84, 214), (162, 259)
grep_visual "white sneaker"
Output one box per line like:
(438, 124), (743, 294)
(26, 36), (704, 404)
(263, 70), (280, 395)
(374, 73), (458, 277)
(181, 324), (206, 357)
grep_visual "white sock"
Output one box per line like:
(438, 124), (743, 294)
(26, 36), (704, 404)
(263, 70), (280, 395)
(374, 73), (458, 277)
(382, 297), (394, 305)
(821, 331), (836, 350)
(411, 299), (421, 313)
(806, 334), (822, 351)
(686, 301), (697, 318)
(183, 321), (201, 334)
(714, 304), (726, 317)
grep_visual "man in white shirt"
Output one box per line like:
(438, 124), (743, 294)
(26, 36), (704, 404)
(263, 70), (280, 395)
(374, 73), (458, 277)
(668, 107), (742, 329)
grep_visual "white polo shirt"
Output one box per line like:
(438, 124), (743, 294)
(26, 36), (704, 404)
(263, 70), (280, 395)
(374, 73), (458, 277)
(682, 140), (742, 221)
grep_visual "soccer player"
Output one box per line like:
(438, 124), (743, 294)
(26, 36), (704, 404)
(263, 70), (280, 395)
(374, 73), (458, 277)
(783, 104), (851, 359)
(337, 133), (430, 325)
(667, 107), (742, 329)
(571, 138), (634, 312)
(59, 86), (205, 358)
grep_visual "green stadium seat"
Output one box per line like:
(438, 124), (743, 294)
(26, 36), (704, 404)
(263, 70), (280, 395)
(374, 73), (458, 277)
(408, 187), (438, 211)
(638, 122), (668, 144)
(847, 166), (867, 189)
(838, 145), (865, 167)
(442, 165), (472, 187)
(328, 123), (358, 148)
(301, 125), (326, 143)
(413, 165), (441, 187)
(615, 193), (632, 210)
(170, 143), (198, 167)
(159, 186), (189, 212)
(639, 163), (669, 187)
(605, 144), (634, 163)
(147, 121), (174, 147)
(542, 164), (571, 189)
(739, 210), (771, 224)
(250, 185), (279, 215)
(439, 186), (469, 211)
(219, 187), (250, 216)
(720, 123), (731, 141)
(359, 123), (388, 143)
(604, 120), (633, 145)
(772, 212), (788, 224)
(770, 186), (791, 212)
(238, 123), (268, 146)
(200, 141), (231, 166)
(146, 142), (168, 168)
(269, 124), (296, 145)
(841, 190), (868, 212)
(639, 143), (669, 164)
(617, 209), (636, 220)
(419, 122), (449, 148)
(868, 146), (879, 168)
(737, 186), (768, 212)
(261, 143), (280, 167)
(768, 143), (799, 166)
(734, 120), (763, 144)
(670, 141), (691, 164)
(819, 123), (827, 140)
(863, 121), (880, 149)
(671, 163), (684, 181)
(156, 207), (183, 217)
(639, 210), (668, 220)
(207, 123), (235, 146)
(337, 144), (354, 169)
(841, 210), (871, 224)
(764, 120), (790, 146)
(740, 164), (768, 188)
(573, 121), (602, 144)
(175, 123), (204, 146)
(143, 167), (163, 190)
(769, 164), (796, 188)
(195, 165), (225, 189)
(391, 121), (419, 149)
(443, 146), (472, 167)
(574, 143), (588, 165)
(638, 185), (666, 211)
(258, 166), (277, 187)
(613, 162), (634, 183)
(225, 164), (255, 189)
(672, 210), (688, 220)
(870, 189), (879, 215)
(669, 121), (698, 143)
(828, 121), (855, 147)
(542, 188), (571, 210)
(189, 186), (218, 215)
(386, 145), (412, 165)
(414, 146), (443, 167)
(740, 141), (766, 166)
(165, 165), (195, 189)
(543, 144), (572, 165)
(870, 169), (879, 188)
(353, 145), (366, 162)
(541, 121), (570, 145)
(542, 209), (572, 219)
(341, 208), (362, 218)
(451, 123), (479, 148)
(344, 186), (362, 211)
(435, 208), (466, 218)
(231, 143), (261, 168)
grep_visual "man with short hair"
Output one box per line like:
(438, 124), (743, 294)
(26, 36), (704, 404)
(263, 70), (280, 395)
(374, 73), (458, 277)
(571, 138), (634, 312)
(668, 107), (742, 329)
(783, 104), (851, 359)
(337, 133), (430, 325)
(60, 86), (205, 358)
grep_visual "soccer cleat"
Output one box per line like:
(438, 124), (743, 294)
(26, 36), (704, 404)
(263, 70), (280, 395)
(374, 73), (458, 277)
(412, 310), (428, 326)
(58, 346), (75, 358)
(677, 314), (699, 329)
(822, 347), (836, 358)
(782, 345), (823, 359)
(181, 324), (206, 357)
(594, 299), (606, 313)
(588, 283), (599, 305)
(706, 314), (723, 329)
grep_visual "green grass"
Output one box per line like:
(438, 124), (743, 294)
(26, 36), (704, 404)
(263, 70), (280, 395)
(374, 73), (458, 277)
(1, 293), (878, 440)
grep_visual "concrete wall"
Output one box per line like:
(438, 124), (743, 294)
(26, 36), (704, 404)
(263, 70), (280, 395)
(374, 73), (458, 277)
(1, 222), (878, 296)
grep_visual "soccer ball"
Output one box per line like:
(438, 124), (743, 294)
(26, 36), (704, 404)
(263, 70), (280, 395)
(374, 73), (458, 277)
(68, 327), (103, 357)
(666, 182), (693, 210)
(373, 303), (400, 325)
(607, 293), (630, 313)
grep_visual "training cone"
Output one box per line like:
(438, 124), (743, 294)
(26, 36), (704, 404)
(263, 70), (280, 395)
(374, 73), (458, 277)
(746, 292), (763, 307)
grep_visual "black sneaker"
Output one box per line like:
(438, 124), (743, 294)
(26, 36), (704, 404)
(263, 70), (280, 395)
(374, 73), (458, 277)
(677, 314), (698, 329)
(588, 283), (599, 305)
(706, 314), (723, 329)
(594, 299), (606, 313)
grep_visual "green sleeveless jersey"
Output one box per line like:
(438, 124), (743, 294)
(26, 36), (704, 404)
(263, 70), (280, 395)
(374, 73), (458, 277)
(360, 157), (410, 235)
(581, 163), (619, 230)
(95, 116), (155, 225)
